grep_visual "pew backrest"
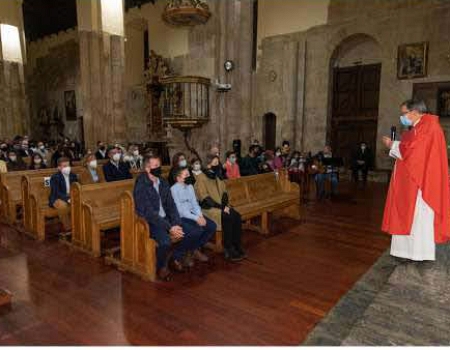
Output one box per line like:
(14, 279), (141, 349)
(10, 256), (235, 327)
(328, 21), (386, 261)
(71, 179), (135, 249)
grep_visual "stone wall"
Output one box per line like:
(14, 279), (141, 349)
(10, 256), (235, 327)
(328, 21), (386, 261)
(26, 29), (81, 141)
(254, 0), (450, 169)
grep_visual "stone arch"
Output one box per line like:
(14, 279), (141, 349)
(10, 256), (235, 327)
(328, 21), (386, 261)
(326, 33), (383, 167)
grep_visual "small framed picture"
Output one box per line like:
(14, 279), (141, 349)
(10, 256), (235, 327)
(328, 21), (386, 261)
(397, 42), (428, 80)
(64, 90), (77, 121)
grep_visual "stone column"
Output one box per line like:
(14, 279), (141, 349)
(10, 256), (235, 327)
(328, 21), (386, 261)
(77, 0), (126, 148)
(0, 0), (28, 138)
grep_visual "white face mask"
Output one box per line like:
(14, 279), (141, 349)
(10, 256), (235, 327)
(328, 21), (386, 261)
(34, 158), (42, 164)
(133, 150), (139, 156)
(112, 154), (121, 162)
(61, 166), (71, 175)
(179, 159), (187, 168)
(275, 152), (281, 157)
(89, 160), (97, 169)
(39, 145), (45, 150)
(9, 156), (17, 162)
(193, 163), (201, 171)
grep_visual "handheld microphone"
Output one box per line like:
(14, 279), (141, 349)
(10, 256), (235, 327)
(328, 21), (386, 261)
(390, 126), (397, 141)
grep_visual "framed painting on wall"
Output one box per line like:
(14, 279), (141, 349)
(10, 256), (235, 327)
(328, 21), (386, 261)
(397, 42), (428, 80)
(64, 90), (77, 121)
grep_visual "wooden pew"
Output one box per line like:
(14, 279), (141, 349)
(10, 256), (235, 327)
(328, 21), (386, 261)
(22, 166), (107, 234)
(113, 171), (301, 282)
(76, 180), (134, 257)
(25, 167), (84, 240)
(226, 171), (300, 235)
(1, 168), (61, 224)
(105, 191), (157, 282)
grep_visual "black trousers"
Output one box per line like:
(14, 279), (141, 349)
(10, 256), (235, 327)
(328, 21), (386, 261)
(352, 165), (369, 182)
(221, 208), (242, 250)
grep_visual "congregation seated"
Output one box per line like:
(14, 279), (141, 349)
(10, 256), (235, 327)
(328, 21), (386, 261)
(224, 150), (241, 180)
(170, 167), (216, 267)
(6, 150), (27, 172)
(51, 145), (74, 168)
(18, 139), (33, 158)
(28, 153), (47, 170)
(280, 141), (292, 168)
(351, 142), (373, 184)
(103, 148), (132, 182)
(313, 146), (342, 200)
(239, 145), (260, 177)
(168, 152), (195, 186)
(208, 144), (226, 179)
(0, 142), (8, 161)
(190, 158), (203, 178)
(194, 154), (246, 262)
(123, 144), (143, 171)
(49, 157), (78, 233)
(133, 155), (212, 281)
(79, 154), (105, 184)
(95, 141), (108, 160)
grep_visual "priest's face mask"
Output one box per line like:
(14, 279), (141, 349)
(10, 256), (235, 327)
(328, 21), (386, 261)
(400, 106), (421, 126)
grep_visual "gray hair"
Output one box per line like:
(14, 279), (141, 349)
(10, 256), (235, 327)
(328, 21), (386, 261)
(401, 99), (428, 114)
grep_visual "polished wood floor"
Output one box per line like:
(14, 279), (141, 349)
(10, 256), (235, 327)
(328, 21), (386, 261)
(0, 182), (390, 345)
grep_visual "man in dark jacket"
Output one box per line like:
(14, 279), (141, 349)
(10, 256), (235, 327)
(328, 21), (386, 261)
(239, 145), (260, 176)
(103, 148), (132, 182)
(133, 155), (209, 280)
(49, 157), (78, 232)
(95, 141), (108, 160)
(351, 142), (373, 184)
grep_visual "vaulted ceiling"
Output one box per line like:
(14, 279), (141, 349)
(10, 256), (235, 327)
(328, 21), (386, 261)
(22, 0), (157, 42)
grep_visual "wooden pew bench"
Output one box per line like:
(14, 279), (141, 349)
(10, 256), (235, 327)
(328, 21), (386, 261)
(1, 168), (64, 224)
(73, 180), (134, 257)
(24, 167), (84, 240)
(111, 171), (301, 282)
(226, 171), (300, 235)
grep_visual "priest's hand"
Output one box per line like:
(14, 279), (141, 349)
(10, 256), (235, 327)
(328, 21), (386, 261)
(382, 136), (393, 149)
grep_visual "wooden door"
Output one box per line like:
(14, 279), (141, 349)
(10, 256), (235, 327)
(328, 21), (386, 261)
(263, 113), (276, 151)
(331, 64), (381, 167)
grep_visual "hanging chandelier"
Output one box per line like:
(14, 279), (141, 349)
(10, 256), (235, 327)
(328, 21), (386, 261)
(162, 0), (211, 27)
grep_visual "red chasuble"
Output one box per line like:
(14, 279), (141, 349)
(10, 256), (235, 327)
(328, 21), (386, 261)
(382, 114), (450, 243)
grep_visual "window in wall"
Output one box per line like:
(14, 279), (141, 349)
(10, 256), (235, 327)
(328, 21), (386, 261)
(100, 0), (124, 36)
(0, 24), (23, 64)
(252, 0), (258, 71)
(144, 29), (149, 70)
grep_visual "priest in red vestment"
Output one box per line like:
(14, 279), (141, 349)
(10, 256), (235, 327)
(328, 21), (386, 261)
(381, 99), (450, 261)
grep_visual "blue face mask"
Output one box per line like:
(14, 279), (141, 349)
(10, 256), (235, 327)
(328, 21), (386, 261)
(400, 115), (413, 127)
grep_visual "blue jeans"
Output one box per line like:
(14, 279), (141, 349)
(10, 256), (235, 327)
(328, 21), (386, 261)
(150, 217), (216, 269)
(315, 173), (338, 198)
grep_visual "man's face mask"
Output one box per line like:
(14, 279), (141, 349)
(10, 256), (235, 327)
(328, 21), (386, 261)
(112, 153), (121, 162)
(9, 155), (17, 162)
(34, 158), (42, 164)
(150, 167), (162, 178)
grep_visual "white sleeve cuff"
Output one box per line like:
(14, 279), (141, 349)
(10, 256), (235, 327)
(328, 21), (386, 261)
(389, 141), (402, 160)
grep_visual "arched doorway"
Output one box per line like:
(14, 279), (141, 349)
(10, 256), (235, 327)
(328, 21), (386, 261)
(329, 34), (382, 167)
(263, 112), (277, 150)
